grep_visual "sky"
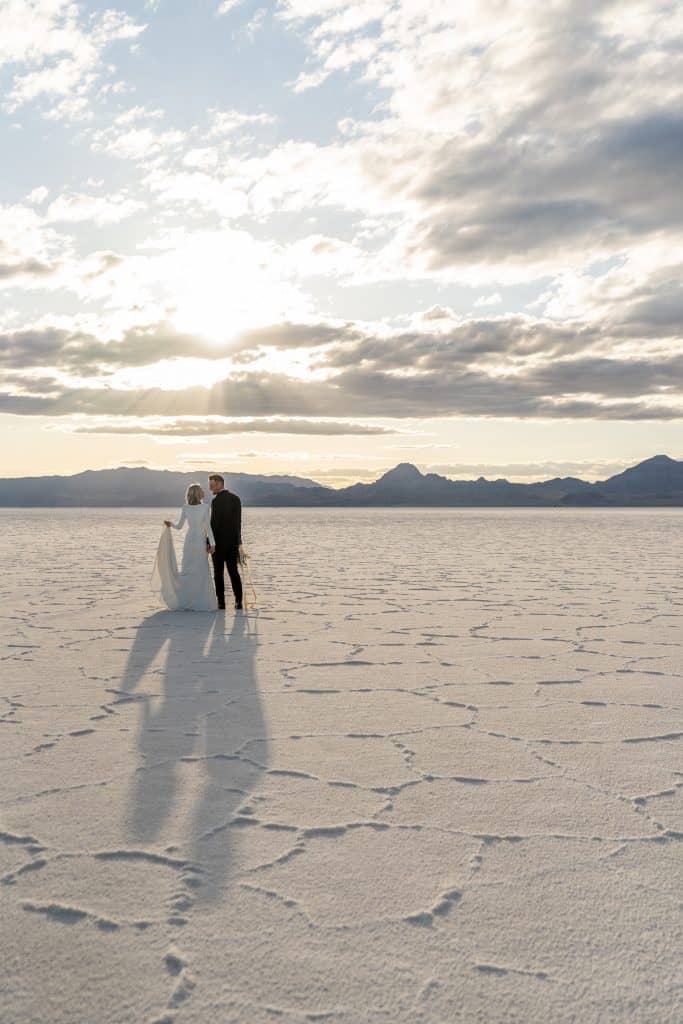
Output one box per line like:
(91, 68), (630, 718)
(1, 0), (681, 486)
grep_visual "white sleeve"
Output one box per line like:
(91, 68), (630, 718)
(205, 505), (215, 546)
(170, 506), (186, 530)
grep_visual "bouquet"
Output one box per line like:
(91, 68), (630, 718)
(238, 543), (257, 608)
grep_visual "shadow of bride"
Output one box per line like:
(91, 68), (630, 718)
(121, 608), (265, 907)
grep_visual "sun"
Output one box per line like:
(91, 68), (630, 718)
(150, 228), (314, 345)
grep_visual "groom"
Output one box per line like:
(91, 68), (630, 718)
(207, 474), (243, 610)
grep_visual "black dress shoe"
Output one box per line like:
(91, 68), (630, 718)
(217, 602), (225, 610)
(234, 601), (243, 610)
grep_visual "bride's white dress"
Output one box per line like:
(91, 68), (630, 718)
(151, 502), (217, 611)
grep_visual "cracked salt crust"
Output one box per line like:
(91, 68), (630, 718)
(0, 506), (681, 1023)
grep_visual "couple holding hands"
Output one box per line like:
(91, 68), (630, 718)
(153, 473), (248, 612)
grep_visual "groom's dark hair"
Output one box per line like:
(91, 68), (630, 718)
(209, 473), (224, 485)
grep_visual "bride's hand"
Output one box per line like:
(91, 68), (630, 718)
(208, 545), (216, 554)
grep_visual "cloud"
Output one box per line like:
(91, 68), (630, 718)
(44, 1), (677, 300)
(1, 0), (682, 454)
(67, 416), (394, 436)
(405, 114), (683, 274)
(187, 0), (682, 284)
(1, 1), (146, 119)
(91, 124), (186, 162)
(2, 268), (682, 424)
(216, 0), (248, 14)
(207, 108), (275, 136)
(26, 186), (49, 205)
(0, 258), (55, 281)
(474, 293), (502, 307)
(2, 330), (681, 422)
(46, 191), (145, 225)
(0, 321), (212, 373)
(0, 316), (362, 378)
(0, 202), (70, 285)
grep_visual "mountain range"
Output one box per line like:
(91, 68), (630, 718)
(0, 455), (681, 507)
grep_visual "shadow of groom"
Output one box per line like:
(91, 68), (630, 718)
(121, 608), (265, 908)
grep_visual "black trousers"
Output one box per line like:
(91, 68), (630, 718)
(211, 545), (243, 606)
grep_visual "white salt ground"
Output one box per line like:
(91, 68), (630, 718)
(0, 507), (681, 1023)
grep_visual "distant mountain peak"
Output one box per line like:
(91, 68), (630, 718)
(604, 453), (681, 483)
(637, 454), (676, 466)
(379, 462), (423, 481)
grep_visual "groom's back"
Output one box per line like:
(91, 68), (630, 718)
(211, 488), (241, 548)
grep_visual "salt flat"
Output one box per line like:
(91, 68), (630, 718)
(1, 507), (682, 1024)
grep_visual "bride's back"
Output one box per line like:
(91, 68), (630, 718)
(184, 502), (208, 526)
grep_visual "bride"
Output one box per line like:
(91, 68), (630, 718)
(151, 483), (218, 611)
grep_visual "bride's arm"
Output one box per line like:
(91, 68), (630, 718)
(205, 505), (216, 547)
(165, 506), (186, 530)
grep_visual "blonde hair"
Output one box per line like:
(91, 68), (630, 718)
(186, 483), (203, 505)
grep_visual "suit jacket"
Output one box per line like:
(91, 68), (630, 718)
(210, 489), (242, 549)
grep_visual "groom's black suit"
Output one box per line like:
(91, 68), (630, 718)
(210, 488), (243, 607)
